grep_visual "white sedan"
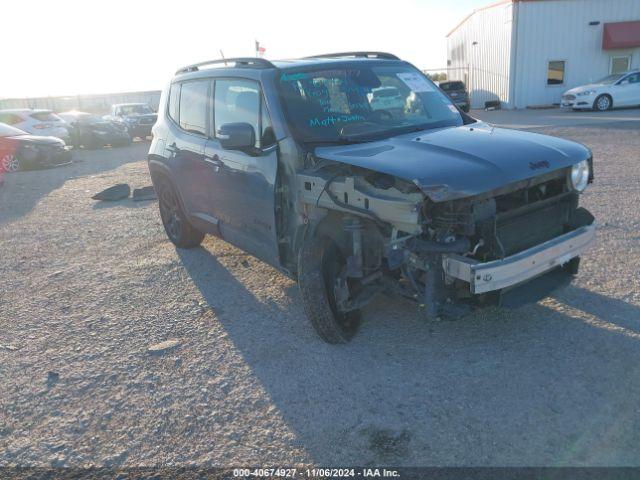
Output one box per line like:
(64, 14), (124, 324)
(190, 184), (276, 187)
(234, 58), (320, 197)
(561, 70), (640, 111)
(0, 109), (70, 142)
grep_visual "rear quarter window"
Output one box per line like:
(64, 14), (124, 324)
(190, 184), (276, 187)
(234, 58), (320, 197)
(168, 83), (181, 123)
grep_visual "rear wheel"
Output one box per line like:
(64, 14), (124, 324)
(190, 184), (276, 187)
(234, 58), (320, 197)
(1, 154), (20, 172)
(157, 180), (204, 248)
(593, 94), (612, 112)
(298, 234), (361, 344)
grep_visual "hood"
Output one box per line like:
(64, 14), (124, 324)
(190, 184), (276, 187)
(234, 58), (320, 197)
(314, 122), (591, 202)
(564, 84), (606, 95)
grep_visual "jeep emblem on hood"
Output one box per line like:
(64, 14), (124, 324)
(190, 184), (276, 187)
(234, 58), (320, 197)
(529, 160), (550, 170)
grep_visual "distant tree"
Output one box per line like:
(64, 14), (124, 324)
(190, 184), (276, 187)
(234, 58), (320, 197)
(425, 72), (448, 82)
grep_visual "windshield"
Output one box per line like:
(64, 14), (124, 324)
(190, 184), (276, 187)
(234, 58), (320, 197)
(278, 64), (464, 143)
(119, 104), (153, 115)
(595, 74), (624, 85)
(0, 122), (27, 137)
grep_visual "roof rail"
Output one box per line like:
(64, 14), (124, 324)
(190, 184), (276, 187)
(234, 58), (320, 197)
(175, 57), (276, 75)
(304, 51), (400, 60)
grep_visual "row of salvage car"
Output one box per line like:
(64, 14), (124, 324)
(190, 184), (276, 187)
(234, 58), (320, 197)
(0, 103), (156, 172)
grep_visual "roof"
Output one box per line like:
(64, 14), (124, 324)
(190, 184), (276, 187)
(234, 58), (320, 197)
(174, 52), (403, 77)
(272, 57), (403, 70)
(447, 0), (551, 37)
(603, 21), (640, 49)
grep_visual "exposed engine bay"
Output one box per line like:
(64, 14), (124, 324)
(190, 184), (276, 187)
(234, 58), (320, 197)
(296, 161), (595, 319)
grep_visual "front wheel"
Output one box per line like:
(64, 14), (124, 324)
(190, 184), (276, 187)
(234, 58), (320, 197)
(1, 154), (21, 172)
(158, 180), (204, 248)
(593, 94), (612, 112)
(298, 234), (361, 344)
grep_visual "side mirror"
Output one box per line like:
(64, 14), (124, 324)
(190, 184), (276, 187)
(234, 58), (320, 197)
(217, 122), (255, 151)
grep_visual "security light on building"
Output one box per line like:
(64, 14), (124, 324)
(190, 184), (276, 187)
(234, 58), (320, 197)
(447, 0), (640, 109)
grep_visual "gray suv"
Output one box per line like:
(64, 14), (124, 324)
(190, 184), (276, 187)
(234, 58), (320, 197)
(148, 52), (595, 344)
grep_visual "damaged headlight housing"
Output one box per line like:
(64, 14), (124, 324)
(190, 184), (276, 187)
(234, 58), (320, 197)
(568, 159), (590, 192)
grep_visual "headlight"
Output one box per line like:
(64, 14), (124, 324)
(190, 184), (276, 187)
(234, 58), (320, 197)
(568, 160), (590, 192)
(576, 90), (596, 96)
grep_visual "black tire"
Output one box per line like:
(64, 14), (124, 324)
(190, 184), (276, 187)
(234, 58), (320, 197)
(593, 94), (612, 112)
(157, 180), (204, 248)
(298, 234), (360, 344)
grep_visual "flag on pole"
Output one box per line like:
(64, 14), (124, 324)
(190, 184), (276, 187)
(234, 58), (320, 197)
(255, 40), (266, 57)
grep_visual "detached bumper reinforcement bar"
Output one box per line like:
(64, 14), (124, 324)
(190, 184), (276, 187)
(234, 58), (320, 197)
(442, 223), (596, 294)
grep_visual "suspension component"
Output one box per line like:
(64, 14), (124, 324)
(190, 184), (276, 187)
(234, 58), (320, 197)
(343, 216), (364, 278)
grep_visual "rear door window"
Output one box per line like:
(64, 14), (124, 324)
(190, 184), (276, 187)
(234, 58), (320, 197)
(179, 80), (209, 136)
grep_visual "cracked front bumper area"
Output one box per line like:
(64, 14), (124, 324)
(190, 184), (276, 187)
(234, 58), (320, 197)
(442, 222), (596, 294)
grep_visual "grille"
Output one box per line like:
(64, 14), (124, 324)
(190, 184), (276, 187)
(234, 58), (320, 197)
(485, 199), (572, 257)
(562, 94), (576, 101)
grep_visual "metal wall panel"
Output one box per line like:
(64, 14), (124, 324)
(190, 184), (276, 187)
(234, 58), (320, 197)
(447, 2), (515, 109)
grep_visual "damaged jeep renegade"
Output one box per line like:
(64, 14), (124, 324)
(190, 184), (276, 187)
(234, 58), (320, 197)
(148, 52), (595, 344)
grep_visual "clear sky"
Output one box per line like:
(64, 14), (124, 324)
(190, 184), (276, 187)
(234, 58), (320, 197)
(2, 0), (489, 98)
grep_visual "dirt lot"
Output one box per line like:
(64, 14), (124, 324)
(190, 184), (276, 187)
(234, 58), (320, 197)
(1, 119), (639, 467)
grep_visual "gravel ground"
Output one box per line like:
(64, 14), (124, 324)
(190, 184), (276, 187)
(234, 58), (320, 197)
(1, 122), (639, 468)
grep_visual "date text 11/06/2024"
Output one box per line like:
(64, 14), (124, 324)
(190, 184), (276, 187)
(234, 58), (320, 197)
(233, 468), (401, 478)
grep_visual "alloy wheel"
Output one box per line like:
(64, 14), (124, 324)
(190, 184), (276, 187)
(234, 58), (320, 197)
(1, 154), (19, 172)
(596, 96), (611, 111)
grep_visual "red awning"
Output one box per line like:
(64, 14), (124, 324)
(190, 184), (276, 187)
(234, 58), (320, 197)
(603, 21), (640, 50)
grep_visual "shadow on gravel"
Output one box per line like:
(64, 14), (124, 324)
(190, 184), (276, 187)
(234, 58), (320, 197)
(178, 244), (640, 465)
(552, 284), (640, 335)
(92, 198), (156, 210)
(0, 142), (148, 227)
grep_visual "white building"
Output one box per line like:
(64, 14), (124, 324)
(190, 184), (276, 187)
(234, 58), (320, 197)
(446, 0), (640, 109)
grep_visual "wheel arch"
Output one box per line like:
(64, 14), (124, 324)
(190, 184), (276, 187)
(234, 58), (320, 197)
(148, 159), (189, 215)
